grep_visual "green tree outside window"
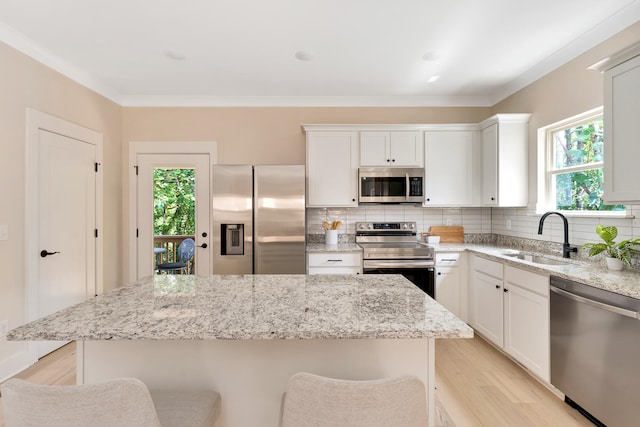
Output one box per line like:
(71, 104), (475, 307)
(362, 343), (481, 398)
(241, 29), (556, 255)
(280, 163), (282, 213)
(153, 168), (196, 235)
(551, 118), (624, 211)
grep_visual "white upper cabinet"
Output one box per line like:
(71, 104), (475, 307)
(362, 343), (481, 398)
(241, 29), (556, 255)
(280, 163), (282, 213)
(305, 131), (358, 207)
(480, 114), (530, 207)
(424, 130), (479, 206)
(360, 131), (423, 167)
(302, 118), (531, 208)
(604, 53), (640, 203)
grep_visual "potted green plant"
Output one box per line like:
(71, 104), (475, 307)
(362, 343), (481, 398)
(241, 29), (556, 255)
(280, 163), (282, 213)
(582, 225), (640, 270)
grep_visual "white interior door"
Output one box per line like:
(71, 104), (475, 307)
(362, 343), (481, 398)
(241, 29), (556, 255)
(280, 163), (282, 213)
(37, 130), (96, 357)
(136, 154), (211, 278)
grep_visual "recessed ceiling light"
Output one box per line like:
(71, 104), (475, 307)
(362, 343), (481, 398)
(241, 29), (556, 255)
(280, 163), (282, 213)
(422, 51), (439, 62)
(294, 50), (314, 61)
(427, 75), (440, 83)
(164, 50), (186, 61)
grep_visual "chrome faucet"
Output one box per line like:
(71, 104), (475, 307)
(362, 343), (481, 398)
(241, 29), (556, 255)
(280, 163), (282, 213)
(538, 211), (578, 259)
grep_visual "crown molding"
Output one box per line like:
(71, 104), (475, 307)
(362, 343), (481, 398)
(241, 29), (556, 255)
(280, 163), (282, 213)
(119, 94), (493, 107)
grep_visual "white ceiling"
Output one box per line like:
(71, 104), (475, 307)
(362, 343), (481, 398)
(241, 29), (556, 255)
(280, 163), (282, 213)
(1, 0), (639, 107)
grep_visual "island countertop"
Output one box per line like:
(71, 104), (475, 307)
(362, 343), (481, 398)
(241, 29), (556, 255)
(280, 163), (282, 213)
(8, 274), (472, 341)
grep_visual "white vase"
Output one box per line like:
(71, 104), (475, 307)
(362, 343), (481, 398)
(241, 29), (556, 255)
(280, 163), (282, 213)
(325, 229), (338, 245)
(605, 256), (624, 271)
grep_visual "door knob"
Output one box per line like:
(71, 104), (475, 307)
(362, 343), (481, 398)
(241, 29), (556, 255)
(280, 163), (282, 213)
(40, 250), (60, 257)
(197, 243), (208, 248)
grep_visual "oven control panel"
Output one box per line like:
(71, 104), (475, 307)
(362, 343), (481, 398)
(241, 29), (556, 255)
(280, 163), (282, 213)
(356, 222), (416, 232)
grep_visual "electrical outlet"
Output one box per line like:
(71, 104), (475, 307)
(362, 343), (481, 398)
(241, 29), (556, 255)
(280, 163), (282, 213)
(506, 219), (512, 230)
(445, 219), (452, 226)
(0, 320), (8, 337)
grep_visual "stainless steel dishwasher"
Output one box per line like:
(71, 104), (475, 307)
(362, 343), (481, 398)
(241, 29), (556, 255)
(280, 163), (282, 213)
(550, 275), (640, 427)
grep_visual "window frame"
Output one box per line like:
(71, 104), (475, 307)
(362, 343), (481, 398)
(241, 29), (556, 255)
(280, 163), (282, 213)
(537, 107), (627, 216)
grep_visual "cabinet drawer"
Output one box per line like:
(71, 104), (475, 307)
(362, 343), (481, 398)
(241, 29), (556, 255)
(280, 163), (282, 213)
(308, 253), (362, 267)
(308, 266), (362, 275)
(505, 266), (548, 296)
(436, 252), (460, 265)
(473, 256), (503, 279)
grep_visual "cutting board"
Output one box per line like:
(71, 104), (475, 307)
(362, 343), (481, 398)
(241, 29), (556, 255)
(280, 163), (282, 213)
(428, 226), (464, 243)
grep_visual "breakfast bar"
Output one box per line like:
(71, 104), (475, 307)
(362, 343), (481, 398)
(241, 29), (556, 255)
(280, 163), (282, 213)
(8, 274), (473, 427)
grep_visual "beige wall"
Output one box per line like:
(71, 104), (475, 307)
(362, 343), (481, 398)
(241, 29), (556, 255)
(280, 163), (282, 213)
(493, 21), (640, 207)
(122, 106), (491, 165)
(487, 21), (640, 247)
(0, 41), (122, 377)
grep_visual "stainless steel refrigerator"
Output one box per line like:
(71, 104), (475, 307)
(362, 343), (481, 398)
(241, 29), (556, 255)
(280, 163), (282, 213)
(212, 165), (306, 274)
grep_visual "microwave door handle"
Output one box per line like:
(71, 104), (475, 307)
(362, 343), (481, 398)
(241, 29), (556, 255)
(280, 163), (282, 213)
(406, 173), (410, 198)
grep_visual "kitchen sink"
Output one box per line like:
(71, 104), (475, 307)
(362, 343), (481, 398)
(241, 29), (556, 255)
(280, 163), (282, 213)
(503, 252), (568, 266)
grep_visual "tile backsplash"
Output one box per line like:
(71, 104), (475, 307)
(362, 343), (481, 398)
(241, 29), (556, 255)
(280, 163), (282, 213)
(307, 206), (492, 237)
(307, 204), (640, 247)
(492, 205), (640, 247)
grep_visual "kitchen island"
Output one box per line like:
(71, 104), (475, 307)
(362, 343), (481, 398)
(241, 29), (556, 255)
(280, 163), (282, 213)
(8, 274), (473, 427)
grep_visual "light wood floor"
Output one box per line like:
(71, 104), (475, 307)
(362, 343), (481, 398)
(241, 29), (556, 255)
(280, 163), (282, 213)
(435, 336), (593, 427)
(0, 337), (593, 427)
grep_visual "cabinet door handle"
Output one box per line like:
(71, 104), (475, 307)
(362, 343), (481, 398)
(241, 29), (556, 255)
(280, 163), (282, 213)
(437, 272), (442, 276)
(504, 288), (509, 293)
(327, 259), (343, 262)
(495, 285), (500, 289)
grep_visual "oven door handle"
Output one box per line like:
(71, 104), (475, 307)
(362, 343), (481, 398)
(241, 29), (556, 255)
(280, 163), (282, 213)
(364, 260), (434, 269)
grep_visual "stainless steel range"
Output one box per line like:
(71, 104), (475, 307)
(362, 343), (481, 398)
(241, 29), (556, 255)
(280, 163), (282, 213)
(356, 222), (435, 297)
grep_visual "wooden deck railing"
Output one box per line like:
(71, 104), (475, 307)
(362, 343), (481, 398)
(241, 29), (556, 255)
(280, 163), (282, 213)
(154, 235), (196, 273)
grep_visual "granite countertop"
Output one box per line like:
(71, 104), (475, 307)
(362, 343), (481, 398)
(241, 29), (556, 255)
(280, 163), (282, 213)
(7, 274), (473, 341)
(306, 243), (362, 253)
(305, 240), (640, 299)
(431, 242), (640, 300)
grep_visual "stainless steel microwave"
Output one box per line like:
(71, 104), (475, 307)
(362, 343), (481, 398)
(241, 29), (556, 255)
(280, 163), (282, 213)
(358, 167), (424, 204)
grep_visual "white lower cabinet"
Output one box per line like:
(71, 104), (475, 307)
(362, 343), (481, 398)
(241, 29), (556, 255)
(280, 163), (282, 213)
(307, 252), (362, 275)
(504, 265), (550, 382)
(471, 257), (504, 347)
(435, 252), (467, 321)
(470, 255), (550, 382)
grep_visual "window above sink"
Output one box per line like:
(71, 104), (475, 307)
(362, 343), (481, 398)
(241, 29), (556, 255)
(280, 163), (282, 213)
(536, 107), (627, 217)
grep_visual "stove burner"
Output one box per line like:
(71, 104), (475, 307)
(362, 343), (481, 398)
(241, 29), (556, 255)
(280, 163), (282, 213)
(356, 222), (434, 261)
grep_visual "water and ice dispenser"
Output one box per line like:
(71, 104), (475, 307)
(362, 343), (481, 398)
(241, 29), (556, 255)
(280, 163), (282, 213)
(221, 224), (244, 255)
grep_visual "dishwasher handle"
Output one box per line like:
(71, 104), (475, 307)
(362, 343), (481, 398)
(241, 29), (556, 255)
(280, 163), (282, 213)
(551, 286), (640, 319)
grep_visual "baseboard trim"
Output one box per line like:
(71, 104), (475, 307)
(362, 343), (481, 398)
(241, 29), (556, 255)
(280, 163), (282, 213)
(0, 348), (34, 383)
